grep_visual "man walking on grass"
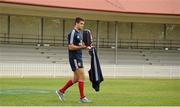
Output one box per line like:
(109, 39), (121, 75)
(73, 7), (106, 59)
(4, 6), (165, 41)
(56, 17), (91, 103)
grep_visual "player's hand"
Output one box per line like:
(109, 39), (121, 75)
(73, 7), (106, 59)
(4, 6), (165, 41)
(87, 46), (95, 50)
(80, 45), (87, 49)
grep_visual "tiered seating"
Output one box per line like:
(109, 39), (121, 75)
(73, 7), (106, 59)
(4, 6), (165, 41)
(0, 44), (179, 65)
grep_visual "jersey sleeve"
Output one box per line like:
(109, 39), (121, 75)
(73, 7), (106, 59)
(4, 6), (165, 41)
(68, 30), (75, 45)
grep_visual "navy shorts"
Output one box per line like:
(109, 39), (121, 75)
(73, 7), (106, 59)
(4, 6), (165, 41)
(69, 57), (84, 72)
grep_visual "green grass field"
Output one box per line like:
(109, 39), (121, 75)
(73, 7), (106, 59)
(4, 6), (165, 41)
(0, 78), (180, 106)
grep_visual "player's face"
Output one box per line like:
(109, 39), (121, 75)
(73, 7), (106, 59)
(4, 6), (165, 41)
(76, 21), (85, 31)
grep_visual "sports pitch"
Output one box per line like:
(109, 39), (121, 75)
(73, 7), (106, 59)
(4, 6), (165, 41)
(0, 78), (180, 106)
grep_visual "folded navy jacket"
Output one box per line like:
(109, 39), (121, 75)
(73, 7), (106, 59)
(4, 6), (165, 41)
(88, 47), (104, 92)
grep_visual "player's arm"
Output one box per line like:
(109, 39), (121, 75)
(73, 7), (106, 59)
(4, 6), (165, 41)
(68, 30), (87, 50)
(68, 44), (86, 51)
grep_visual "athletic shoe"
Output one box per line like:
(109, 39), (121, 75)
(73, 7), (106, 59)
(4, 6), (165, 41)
(80, 97), (91, 103)
(56, 90), (64, 101)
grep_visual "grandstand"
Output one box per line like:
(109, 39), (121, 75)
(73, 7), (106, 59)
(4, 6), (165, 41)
(0, 43), (179, 78)
(0, 0), (180, 78)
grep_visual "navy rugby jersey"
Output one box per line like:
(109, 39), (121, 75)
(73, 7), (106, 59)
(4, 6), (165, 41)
(68, 29), (83, 58)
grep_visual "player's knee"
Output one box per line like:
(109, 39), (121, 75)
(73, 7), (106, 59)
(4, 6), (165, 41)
(78, 74), (85, 81)
(73, 80), (78, 83)
(72, 76), (78, 83)
(75, 68), (85, 81)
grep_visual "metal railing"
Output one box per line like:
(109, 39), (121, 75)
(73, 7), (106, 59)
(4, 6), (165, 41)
(0, 33), (65, 46)
(0, 63), (179, 78)
(97, 37), (180, 49)
(0, 33), (180, 49)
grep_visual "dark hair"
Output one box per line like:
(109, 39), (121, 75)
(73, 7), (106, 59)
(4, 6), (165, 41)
(74, 17), (85, 24)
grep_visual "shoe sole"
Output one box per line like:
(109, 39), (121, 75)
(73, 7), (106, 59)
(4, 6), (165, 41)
(79, 100), (91, 103)
(79, 101), (91, 103)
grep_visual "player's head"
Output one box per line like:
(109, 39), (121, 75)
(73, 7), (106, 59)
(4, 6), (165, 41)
(74, 17), (85, 31)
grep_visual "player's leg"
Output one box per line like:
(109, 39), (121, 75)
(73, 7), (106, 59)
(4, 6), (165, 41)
(56, 77), (74, 101)
(75, 68), (91, 103)
(56, 58), (77, 101)
(74, 58), (91, 102)
(59, 74), (77, 94)
(75, 68), (85, 99)
(73, 58), (85, 99)
(59, 58), (77, 94)
(56, 72), (78, 101)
